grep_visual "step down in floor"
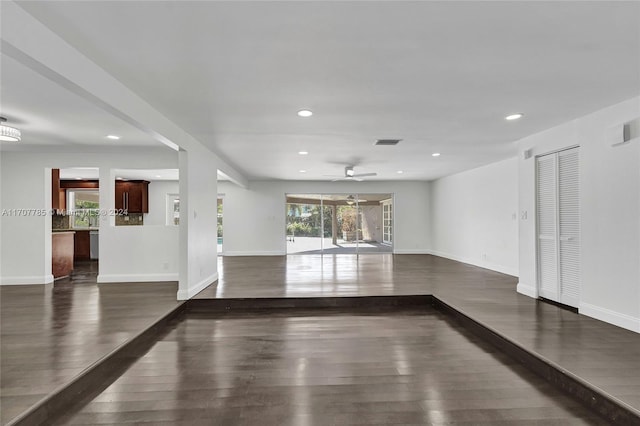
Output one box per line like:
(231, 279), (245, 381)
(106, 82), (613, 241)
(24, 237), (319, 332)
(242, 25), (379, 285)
(8, 295), (640, 426)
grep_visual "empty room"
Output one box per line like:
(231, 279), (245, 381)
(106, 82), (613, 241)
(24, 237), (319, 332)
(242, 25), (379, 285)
(1, 1), (639, 425)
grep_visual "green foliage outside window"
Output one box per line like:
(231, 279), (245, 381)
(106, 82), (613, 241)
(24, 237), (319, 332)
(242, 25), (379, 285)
(286, 203), (359, 237)
(73, 199), (99, 228)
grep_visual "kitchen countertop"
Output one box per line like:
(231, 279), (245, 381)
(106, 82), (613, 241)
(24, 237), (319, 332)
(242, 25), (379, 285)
(53, 228), (99, 232)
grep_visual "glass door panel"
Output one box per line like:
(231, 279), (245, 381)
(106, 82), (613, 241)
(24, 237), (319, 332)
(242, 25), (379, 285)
(286, 201), (323, 254)
(286, 193), (393, 255)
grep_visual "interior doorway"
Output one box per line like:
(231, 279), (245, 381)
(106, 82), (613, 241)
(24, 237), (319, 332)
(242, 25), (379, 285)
(51, 168), (100, 282)
(286, 193), (393, 255)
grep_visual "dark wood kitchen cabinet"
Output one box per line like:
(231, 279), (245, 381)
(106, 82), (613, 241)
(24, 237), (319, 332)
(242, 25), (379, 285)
(74, 230), (91, 260)
(52, 169), (61, 210)
(52, 231), (74, 278)
(115, 180), (149, 213)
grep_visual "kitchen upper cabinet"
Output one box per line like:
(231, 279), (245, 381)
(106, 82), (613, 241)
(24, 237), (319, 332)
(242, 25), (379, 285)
(52, 170), (79, 211)
(58, 190), (66, 211)
(52, 169), (62, 210)
(115, 180), (149, 213)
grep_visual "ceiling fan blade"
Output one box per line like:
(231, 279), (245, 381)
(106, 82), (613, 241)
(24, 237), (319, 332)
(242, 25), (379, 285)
(353, 172), (377, 178)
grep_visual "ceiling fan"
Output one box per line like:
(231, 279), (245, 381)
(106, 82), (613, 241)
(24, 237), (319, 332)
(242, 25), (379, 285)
(326, 166), (377, 182)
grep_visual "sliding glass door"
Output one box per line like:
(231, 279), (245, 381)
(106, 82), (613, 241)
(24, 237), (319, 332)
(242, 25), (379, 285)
(285, 193), (393, 255)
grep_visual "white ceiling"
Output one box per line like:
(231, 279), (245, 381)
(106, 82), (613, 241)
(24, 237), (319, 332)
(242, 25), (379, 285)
(5, 1), (640, 180)
(0, 53), (163, 149)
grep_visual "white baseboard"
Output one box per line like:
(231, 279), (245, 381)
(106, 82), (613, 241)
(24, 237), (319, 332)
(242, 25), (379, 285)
(393, 249), (432, 255)
(516, 282), (538, 298)
(223, 251), (286, 256)
(579, 302), (640, 333)
(430, 250), (519, 277)
(0, 275), (54, 285)
(177, 272), (218, 300)
(97, 273), (179, 283)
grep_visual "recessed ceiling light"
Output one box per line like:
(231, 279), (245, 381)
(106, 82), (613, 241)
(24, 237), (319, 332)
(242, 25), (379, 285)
(155, 175), (162, 178)
(299, 170), (307, 173)
(75, 177), (82, 180)
(505, 113), (523, 121)
(397, 170), (404, 174)
(298, 151), (309, 155)
(106, 135), (120, 140)
(297, 110), (313, 118)
(432, 152), (441, 157)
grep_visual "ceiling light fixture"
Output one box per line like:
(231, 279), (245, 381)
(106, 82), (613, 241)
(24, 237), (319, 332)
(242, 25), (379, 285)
(0, 117), (21, 142)
(106, 135), (121, 140)
(298, 151), (309, 155)
(432, 152), (441, 157)
(505, 113), (523, 121)
(346, 167), (355, 177)
(397, 170), (404, 174)
(299, 170), (307, 173)
(155, 175), (162, 178)
(297, 110), (313, 118)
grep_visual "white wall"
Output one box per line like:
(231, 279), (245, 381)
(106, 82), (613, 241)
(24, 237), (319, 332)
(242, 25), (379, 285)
(430, 157), (519, 276)
(0, 148), (179, 285)
(145, 180), (179, 226)
(177, 145), (219, 299)
(219, 180), (431, 255)
(517, 96), (640, 333)
(98, 225), (179, 282)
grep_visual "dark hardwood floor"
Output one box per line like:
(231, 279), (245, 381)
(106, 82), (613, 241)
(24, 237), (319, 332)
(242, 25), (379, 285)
(196, 255), (640, 414)
(0, 262), (180, 425)
(2, 255), (639, 425)
(55, 308), (608, 425)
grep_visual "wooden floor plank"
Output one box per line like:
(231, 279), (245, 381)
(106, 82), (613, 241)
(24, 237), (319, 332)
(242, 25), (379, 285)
(196, 254), (640, 417)
(0, 261), (180, 425)
(56, 308), (608, 425)
(2, 254), (639, 424)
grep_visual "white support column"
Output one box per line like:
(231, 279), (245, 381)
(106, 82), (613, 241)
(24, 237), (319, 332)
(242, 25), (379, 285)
(177, 146), (219, 300)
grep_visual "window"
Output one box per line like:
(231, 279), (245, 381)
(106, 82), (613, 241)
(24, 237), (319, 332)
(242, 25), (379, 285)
(166, 194), (180, 225)
(382, 199), (393, 244)
(67, 189), (100, 228)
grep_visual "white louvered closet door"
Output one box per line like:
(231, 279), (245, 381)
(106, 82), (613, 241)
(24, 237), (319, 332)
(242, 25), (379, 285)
(558, 148), (580, 307)
(537, 154), (559, 300)
(536, 147), (580, 308)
